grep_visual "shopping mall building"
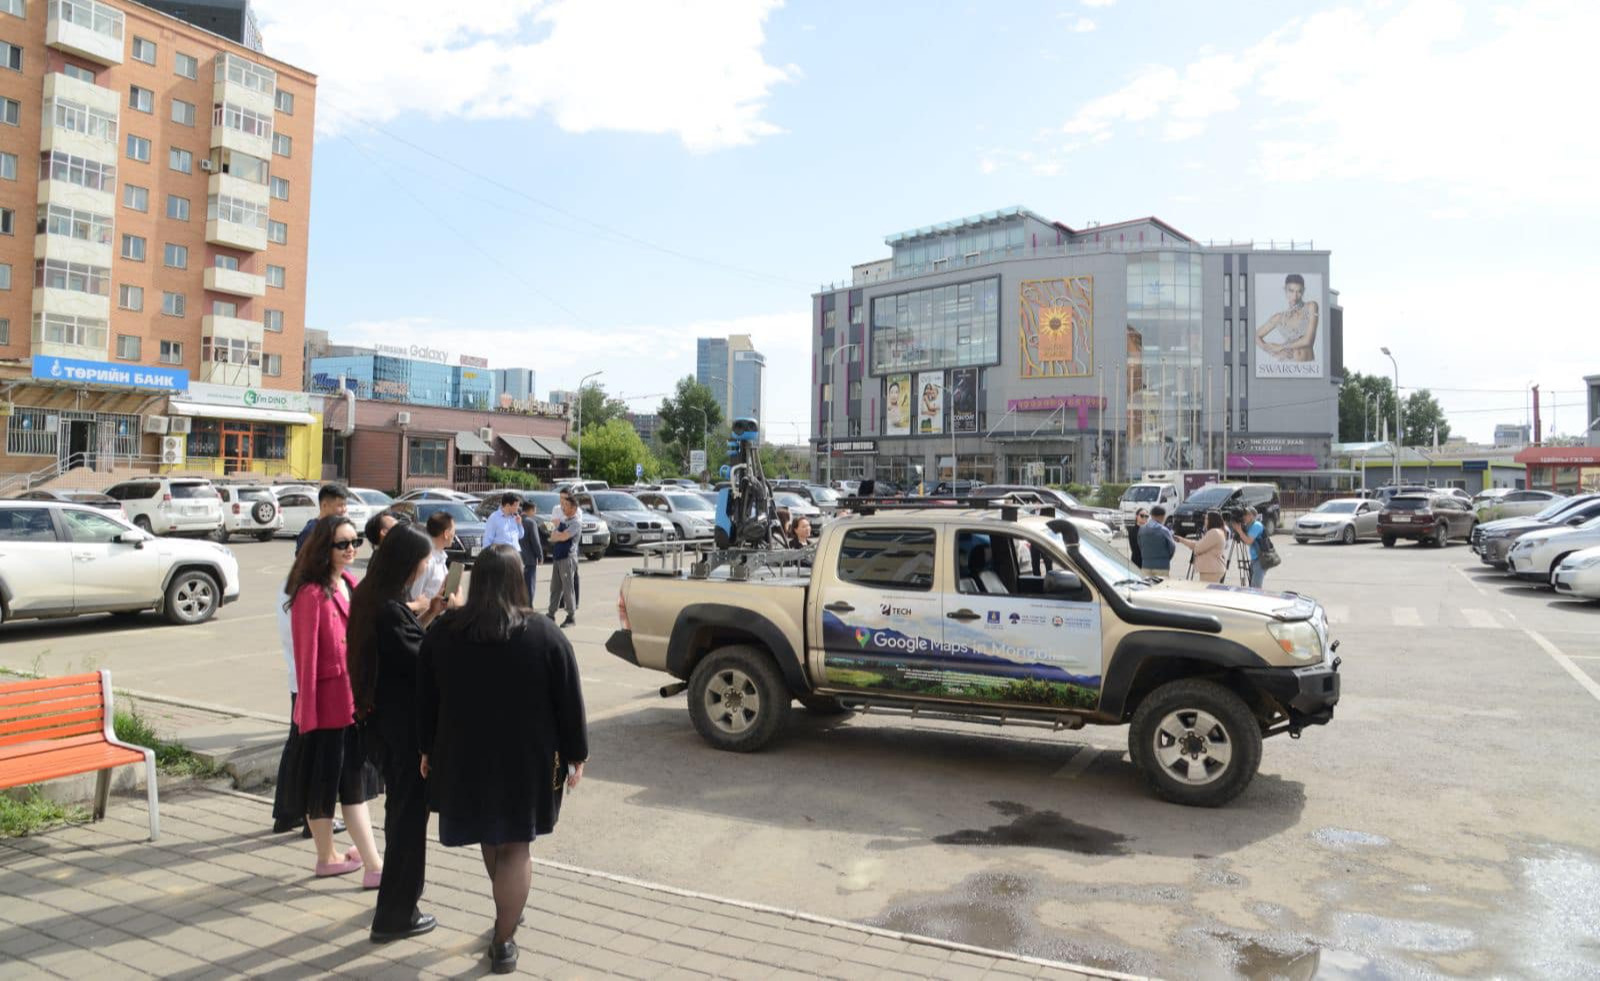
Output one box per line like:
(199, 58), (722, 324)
(810, 207), (1344, 488)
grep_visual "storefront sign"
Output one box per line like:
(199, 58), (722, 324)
(1231, 435), (1316, 454)
(183, 381), (312, 413)
(831, 440), (877, 455)
(32, 355), (188, 392)
(460, 355), (489, 369)
(374, 343), (449, 364)
(1514, 447), (1600, 465)
(1005, 394), (1106, 430)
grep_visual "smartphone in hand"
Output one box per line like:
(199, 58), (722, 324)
(441, 560), (464, 600)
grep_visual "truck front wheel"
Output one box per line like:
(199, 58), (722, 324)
(688, 645), (791, 752)
(1128, 679), (1262, 807)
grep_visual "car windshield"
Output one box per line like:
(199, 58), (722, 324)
(1387, 497), (1432, 512)
(1185, 485), (1235, 507)
(1535, 496), (1584, 520)
(355, 490), (393, 506)
(775, 493), (808, 508)
(806, 486), (840, 504)
(669, 494), (713, 512)
(417, 503), (479, 524)
(1577, 515), (1600, 531)
(170, 483), (216, 499)
(1315, 501), (1359, 513)
(1124, 485), (1163, 502)
(592, 492), (646, 511)
(527, 493), (560, 510)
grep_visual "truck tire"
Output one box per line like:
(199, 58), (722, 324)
(797, 694), (850, 716)
(1128, 679), (1262, 807)
(688, 645), (791, 752)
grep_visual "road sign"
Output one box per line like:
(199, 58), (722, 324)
(635, 463), (644, 479)
(689, 449), (707, 474)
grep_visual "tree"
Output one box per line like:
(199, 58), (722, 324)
(573, 419), (657, 486)
(1338, 371), (1400, 443)
(1402, 389), (1451, 448)
(655, 377), (724, 462)
(576, 382), (626, 434)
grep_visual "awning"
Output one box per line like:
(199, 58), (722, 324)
(455, 430), (493, 454)
(500, 433), (549, 459)
(534, 437), (577, 459)
(167, 401), (316, 425)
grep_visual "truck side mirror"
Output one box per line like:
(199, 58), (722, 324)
(1045, 569), (1084, 594)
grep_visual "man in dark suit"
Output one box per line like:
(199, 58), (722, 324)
(518, 499), (545, 605)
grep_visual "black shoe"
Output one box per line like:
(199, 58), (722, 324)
(545, 611), (556, 620)
(299, 817), (347, 839)
(370, 912), (437, 944)
(273, 818), (297, 834)
(490, 939), (518, 974)
(560, 617), (576, 628)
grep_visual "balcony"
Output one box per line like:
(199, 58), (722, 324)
(33, 287), (111, 322)
(205, 181), (268, 252)
(46, 0), (125, 66)
(207, 172), (269, 208)
(201, 315), (265, 387)
(40, 73), (120, 163)
(204, 266), (267, 298)
(34, 230), (113, 269)
(213, 53), (276, 117)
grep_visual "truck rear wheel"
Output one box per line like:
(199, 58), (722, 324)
(688, 645), (791, 752)
(1128, 679), (1262, 807)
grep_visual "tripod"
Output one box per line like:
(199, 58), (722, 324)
(1220, 530), (1253, 587)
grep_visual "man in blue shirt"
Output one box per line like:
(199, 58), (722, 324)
(294, 484), (349, 553)
(1136, 505), (1177, 578)
(1232, 506), (1268, 588)
(482, 492), (524, 551)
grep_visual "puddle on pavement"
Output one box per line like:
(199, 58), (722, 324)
(1226, 935), (1391, 980)
(1311, 827), (1392, 850)
(1507, 849), (1600, 978)
(932, 799), (1129, 855)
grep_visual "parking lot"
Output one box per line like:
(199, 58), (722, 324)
(3, 532), (1598, 978)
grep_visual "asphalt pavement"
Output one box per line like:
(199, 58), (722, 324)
(3, 534), (1599, 978)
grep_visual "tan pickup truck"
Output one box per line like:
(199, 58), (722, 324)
(606, 506), (1341, 806)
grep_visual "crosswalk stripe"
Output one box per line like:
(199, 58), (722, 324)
(1461, 608), (1501, 629)
(1323, 605), (1351, 625)
(1392, 607), (1423, 627)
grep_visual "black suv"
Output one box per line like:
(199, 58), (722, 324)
(1170, 483), (1282, 538)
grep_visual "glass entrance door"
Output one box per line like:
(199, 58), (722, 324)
(223, 427), (254, 475)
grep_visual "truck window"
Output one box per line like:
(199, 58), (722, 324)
(837, 528), (935, 591)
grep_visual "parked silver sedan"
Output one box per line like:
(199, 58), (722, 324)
(1294, 497), (1383, 544)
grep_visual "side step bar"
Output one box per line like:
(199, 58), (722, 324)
(823, 694), (1087, 732)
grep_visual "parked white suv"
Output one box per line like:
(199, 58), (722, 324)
(0, 502), (241, 626)
(215, 484), (284, 542)
(104, 477), (224, 537)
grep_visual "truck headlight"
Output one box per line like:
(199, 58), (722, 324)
(1266, 620), (1323, 662)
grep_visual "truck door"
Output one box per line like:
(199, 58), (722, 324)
(815, 526), (942, 694)
(943, 529), (1103, 710)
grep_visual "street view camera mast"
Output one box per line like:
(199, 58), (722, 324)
(714, 417), (776, 549)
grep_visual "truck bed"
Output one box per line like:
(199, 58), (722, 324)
(621, 565), (812, 676)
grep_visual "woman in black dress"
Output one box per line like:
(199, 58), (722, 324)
(346, 523), (448, 943)
(419, 544), (588, 974)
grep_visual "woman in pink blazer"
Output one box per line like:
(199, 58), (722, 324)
(281, 515), (384, 882)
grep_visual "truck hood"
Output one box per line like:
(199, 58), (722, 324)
(1126, 579), (1318, 621)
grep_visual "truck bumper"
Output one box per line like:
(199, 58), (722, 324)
(1240, 657), (1341, 731)
(605, 629), (639, 666)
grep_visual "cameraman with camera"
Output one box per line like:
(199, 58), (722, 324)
(1229, 506), (1271, 588)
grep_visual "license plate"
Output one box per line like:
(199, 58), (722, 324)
(185, 506), (204, 515)
(581, 534), (594, 544)
(1393, 516), (1411, 522)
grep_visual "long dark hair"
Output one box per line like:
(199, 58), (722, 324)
(346, 523), (434, 715)
(282, 515), (356, 610)
(435, 544), (526, 644)
(1204, 511), (1225, 533)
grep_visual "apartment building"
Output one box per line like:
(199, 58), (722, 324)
(0, 0), (317, 481)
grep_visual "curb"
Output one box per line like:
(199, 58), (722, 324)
(217, 786), (1150, 980)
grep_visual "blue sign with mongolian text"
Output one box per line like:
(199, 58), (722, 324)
(32, 355), (189, 392)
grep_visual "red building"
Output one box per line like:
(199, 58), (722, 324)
(1513, 446), (1600, 496)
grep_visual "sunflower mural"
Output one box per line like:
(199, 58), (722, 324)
(1019, 277), (1093, 378)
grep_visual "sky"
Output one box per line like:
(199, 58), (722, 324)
(252, 0), (1599, 445)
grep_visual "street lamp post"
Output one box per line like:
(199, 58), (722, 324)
(824, 344), (857, 488)
(1380, 348), (1400, 486)
(574, 369), (603, 480)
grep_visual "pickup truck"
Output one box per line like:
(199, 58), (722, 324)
(607, 506), (1341, 807)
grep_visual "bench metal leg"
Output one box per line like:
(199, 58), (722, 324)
(93, 768), (112, 822)
(142, 749), (160, 841)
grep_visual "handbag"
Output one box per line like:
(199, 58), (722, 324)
(1258, 532), (1282, 569)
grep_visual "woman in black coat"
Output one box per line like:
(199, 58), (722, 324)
(346, 523), (447, 944)
(419, 544), (588, 975)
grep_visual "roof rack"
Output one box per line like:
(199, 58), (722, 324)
(840, 496), (1059, 523)
(635, 540), (815, 581)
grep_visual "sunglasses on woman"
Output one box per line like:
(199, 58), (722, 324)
(331, 537), (362, 551)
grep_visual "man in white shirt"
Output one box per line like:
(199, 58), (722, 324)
(410, 510), (456, 602)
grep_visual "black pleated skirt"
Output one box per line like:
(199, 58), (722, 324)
(278, 725), (383, 820)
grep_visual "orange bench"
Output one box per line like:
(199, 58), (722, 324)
(0, 671), (159, 840)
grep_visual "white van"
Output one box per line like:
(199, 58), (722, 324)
(1120, 482), (1179, 523)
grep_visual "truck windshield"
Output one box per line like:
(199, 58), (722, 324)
(1123, 485), (1162, 502)
(1045, 526), (1141, 586)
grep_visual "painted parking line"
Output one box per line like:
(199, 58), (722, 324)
(1460, 608), (1502, 630)
(1524, 629), (1600, 705)
(1052, 746), (1102, 780)
(1391, 607), (1423, 627)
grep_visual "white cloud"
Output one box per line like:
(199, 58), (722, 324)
(1065, 16), (1097, 32)
(255, 0), (795, 151)
(1081, 0), (1117, 7)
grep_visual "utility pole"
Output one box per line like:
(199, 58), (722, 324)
(1381, 348), (1400, 485)
(574, 370), (603, 480)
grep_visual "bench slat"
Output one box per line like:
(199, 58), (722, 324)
(0, 673), (102, 696)
(0, 694), (105, 722)
(0, 732), (105, 760)
(0, 707), (106, 737)
(0, 681), (103, 708)
(0, 720), (105, 747)
(0, 743), (147, 790)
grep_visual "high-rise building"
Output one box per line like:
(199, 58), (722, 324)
(0, 0), (317, 482)
(138, 0), (263, 51)
(548, 389), (578, 406)
(494, 367), (537, 403)
(697, 334), (764, 422)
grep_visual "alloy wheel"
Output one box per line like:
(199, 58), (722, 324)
(703, 668), (761, 735)
(1153, 708), (1233, 785)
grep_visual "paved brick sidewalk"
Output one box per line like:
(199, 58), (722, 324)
(0, 789), (1136, 979)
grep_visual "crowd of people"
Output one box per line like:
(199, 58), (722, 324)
(269, 484), (589, 974)
(1130, 504), (1274, 587)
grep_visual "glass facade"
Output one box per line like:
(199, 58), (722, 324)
(870, 277), (999, 375)
(696, 337), (729, 415)
(891, 221), (1027, 277)
(731, 351), (764, 421)
(1124, 252), (1205, 474)
(308, 355), (497, 410)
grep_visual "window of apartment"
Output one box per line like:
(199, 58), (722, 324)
(129, 86), (153, 113)
(159, 339), (182, 364)
(38, 205), (112, 245)
(32, 313), (107, 348)
(0, 319), (7, 345)
(212, 300), (237, 318)
(1239, 275), (1248, 307)
(207, 193), (266, 229)
(162, 243), (187, 269)
(169, 146), (192, 173)
(170, 99), (195, 126)
(119, 233), (145, 261)
(115, 334), (140, 359)
(214, 254), (239, 271)
(62, 63), (94, 82)
(40, 150), (116, 191)
(408, 438), (448, 477)
(274, 89), (293, 114)
(1, 96), (19, 126)
(267, 220), (286, 244)
(263, 309), (283, 332)
(217, 53), (276, 95)
(272, 133), (291, 157)
(0, 151), (14, 180)
(0, 264), (9, 290)
(36, 259), (109, 295)
(51, 96), (116, 143)
(266, 264), (284, 288)
(264, 353), (282, 377)
(1224, 317), (1232, 354)
(201, 335), (260, 368)
(0, 1), (23, 19)
(213, 102), (271, 140)
(130, 37), (155, 64)
(0, 40), (21, 72)
(165, 194), (189, 220)
(123, 183), (148, 211)
(125, 134), (149, 162)
(209, 148), (268, 184)
(1223, 273), (1231, 307)
(161, 291), (185, 317)
(269, 176), (288, 200)
(174, 51), (197, 79)
(0, 208), (12, 235)
(118, 283), (142, 310)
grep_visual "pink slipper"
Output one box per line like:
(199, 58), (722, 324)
(315, 848), (363, 878)
(363, 868), (382, 890)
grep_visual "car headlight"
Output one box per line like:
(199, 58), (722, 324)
(1266, 620), (1323, 662)
(1513, 537), (1548, 551)
(1564, 553), (1600, 570)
